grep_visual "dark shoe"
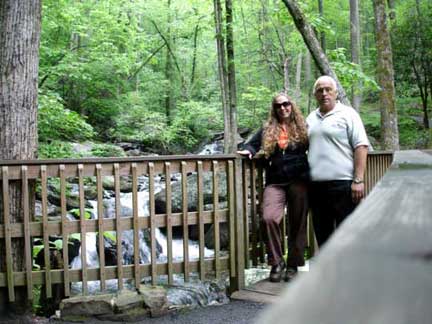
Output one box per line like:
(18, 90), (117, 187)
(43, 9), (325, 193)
(269, 261), (286, 282)
(284, 266), (298, 282)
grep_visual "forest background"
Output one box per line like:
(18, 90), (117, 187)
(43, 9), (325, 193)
(36, 0), (432, 158)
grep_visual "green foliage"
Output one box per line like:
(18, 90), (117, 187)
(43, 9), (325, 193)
(328, 48), (379, 94)
(69, 208), (94, 220)
(104, 231), (116, 243)
(38, 141), (76, 159)
(360, 110), (381, 141)
(162, 101), (223, 152)
(38, 91), (95, 142)
(239, 86), (274, 130)
(90, 144), (126, 157)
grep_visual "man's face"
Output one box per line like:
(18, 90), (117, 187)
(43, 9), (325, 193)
(315, 79), (337, 112)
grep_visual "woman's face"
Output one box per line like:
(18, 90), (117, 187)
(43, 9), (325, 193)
(274, 95), (292, 121)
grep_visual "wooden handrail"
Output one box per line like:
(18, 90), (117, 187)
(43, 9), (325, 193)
(257, 150), (432, 323)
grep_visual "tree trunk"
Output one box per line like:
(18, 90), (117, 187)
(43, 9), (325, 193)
(350, 0), (362, 111)
(281, 0), (350, 106)
(225, 0), (238, 153)
(0, 0), (41, 315)
(295, 52), (303, 101)
(283, 57), (290, 94)
(164, 0), (175, 125)
(213, 0), (230, 153)
(372, 0), (399, 150)
(317, 0), (326, 52)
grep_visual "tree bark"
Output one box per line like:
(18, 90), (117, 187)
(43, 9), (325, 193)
(213, 0), (230, 153)
(372, 0), (399, 149)
(283, 57), (290, 94)
(281, 0), (350, 106)
(0, 0), (41, 315)
(350, 0), (362, 111)
(164, 0), (175, 125)
(317, 0), (326, 52)
(295, 52), (302, 101)
(225, 0), (238, 153)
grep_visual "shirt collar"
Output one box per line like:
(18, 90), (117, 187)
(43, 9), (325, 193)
(315, 101), (343, 119)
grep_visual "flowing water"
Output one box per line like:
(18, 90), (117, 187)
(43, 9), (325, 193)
(69, 143), (230, 307)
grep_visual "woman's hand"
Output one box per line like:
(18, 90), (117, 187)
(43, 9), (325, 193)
(237, 149), (253, 159)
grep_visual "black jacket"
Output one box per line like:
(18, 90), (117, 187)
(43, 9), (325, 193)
(243, 128), (309, 185)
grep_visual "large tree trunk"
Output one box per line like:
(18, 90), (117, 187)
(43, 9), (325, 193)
(225, 0), (238, 153)
(372, 0), (399, 149)
(281, 0), (350, 106)
(350, 0), (362, 111)
(0, 0), (41, 315)
(213, 0), (230, 153)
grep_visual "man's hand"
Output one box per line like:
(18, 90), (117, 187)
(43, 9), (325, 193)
(237, 149), (253, 159)
(351, 182), (365, 204)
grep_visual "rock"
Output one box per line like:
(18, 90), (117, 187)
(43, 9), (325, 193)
(113, 290), (145, 313)
(138, 285), (169, 317)
(204, 222), (229, 250)
(155, 172), (227, 215)
(103, 176), (133, 192)
(60, 294), (114, 318)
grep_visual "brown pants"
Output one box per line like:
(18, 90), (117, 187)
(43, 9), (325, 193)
(262, 181), (308, 267)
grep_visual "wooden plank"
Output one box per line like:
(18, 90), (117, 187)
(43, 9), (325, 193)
(0, 209), (230, 239)
(181, 161), (189, 282)
(0, 156), (233, 180)
(96, 164), (106, 292)
(212, 161), (220, 279)
(250, 160), (258, 265)
(165, 162), (173, 285)
(257, 150), (432, 324)
(242, 159), (250, 269)
(41, 165), (52, 298)
(228, 161), (235, 277)
(132, 163), (140, 289)
(114, 163), (123, 290)
(233, 159), (245, 291)
(197, 161), (205, 281)
(149, 163), (157, 285)
(0, 257), (231, 287)
(257, 164), (265, 264)
(22, 166), (33, 299)
(59, 165), (70, 296)
(2, 167), (14, 301)
(78, 164), (88, 295)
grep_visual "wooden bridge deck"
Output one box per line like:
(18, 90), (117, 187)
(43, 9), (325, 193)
(231, 263), (311, 303)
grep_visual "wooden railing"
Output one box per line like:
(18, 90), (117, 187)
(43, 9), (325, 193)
(241, 150), (394, 266)
(0, 151), (394, 304)
(0, 155), (245, 302)
(257, 150), (432, 323)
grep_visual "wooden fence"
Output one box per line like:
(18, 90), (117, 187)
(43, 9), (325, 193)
(0, 151), (393, 304)
(242, 150), (394, 266)
(0, 155), (244, 302)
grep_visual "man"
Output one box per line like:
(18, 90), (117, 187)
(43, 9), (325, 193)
(307, 75), (369, 247)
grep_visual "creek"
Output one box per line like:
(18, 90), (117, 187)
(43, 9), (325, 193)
(68, 142), (230, 307)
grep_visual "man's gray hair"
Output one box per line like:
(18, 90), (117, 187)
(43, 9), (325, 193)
(313, 75), (338, 95)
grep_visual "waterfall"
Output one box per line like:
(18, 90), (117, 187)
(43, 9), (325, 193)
(69, 171), (226, 306)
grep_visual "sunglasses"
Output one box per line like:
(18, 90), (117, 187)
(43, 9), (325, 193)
(274, 101), (291, 109)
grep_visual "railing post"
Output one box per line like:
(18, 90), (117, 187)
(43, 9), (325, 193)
(230, 158), (245, 292)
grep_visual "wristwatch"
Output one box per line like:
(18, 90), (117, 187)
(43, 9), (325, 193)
(353, 177), (364, 184)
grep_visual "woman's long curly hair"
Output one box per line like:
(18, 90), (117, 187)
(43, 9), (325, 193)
(262, 93), (308, 158)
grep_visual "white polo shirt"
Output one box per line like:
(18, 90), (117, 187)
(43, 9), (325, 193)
(306, 102), (369, 181)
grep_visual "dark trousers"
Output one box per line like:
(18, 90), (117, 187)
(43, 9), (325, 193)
(309, 180), (356, 247)
(262, 181), (308, 267)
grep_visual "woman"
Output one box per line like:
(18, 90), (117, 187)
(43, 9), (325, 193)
(238, 93), (309, 282)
